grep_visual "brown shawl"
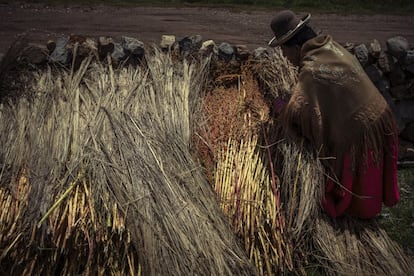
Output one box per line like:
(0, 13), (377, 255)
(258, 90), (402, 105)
(280, 35), (397, 177)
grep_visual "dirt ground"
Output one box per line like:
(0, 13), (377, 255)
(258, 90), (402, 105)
(0, 3), (414, 53)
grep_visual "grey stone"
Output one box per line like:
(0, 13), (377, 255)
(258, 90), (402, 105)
(378, 51), (395, 73)
(218, 42), (234, 60)
(404, 49), (414, 65)
(160, 35), (176, 50)
(0, 53), (4, 63)
(200, 40), (218, 56)
(386, 36), (410, 59)
(354, 44), (369, 66)
(368, 39), (382, 60)
(111, 42), (126, 61)
(122, 36), (145, 57)
(179, 35), (203, 54)
(49, 37), (70, 64)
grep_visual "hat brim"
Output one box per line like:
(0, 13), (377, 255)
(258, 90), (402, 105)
(268, 13), (311, 47)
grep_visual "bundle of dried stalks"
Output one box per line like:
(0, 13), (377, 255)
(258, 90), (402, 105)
(314, 215), (414, 275)
(277, 141), (325, 260)
(282, 142), (324, 230)
(0, 49), (255, 274)
(257, 48), (298, 100)
(196, 65), (296, 274)
(214, 136), (293, 275)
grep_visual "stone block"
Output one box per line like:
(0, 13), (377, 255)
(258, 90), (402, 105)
(200, 40), (218, 56)
(386, 36), (410, 59)
(160, 35), (176, 50)
(354, 43), (369, 67)
(378, 51), (395, 73)
(218, 42), (234, 61)
(49, 37), (70, 64)
(122, 36), (145, 56)
(404, 49), (414, 65)
(111, 42), (126, 62)
(179, 35), (203, 55)
(368, 39), (382, 60)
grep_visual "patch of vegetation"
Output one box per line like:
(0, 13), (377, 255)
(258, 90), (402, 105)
(379, 168), (414, 256)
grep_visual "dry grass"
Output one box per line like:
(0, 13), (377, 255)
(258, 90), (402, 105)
(1, 43), (413, 275)
(314, 215), (414, 275)
(214, 136), (294, 275)
(195, 62), (297, 274)
(0, 49), (255, 275)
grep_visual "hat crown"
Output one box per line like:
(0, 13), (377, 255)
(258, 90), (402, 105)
(270, 10), (301, 40)
(268, 10), (311, 47)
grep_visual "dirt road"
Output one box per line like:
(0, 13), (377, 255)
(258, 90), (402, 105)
(0, 3), (414, 53)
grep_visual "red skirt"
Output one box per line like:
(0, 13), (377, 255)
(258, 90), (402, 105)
(322, 139), (400, 219)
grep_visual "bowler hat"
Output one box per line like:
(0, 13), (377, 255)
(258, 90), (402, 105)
(268, 10), (311, 47)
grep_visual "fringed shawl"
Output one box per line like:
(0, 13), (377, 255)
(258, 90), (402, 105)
(280, 35), (397, 177)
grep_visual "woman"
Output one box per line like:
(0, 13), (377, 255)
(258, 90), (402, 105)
(268, 10), (400, 219)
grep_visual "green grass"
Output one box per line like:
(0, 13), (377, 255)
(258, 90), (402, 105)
(7, 0), (414, 14)
(379, 168), (414, 256)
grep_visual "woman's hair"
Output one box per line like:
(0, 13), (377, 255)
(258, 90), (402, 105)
(283, 25), (317, 47)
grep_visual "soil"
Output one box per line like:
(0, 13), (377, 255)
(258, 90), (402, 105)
(1, 3), (414, 54)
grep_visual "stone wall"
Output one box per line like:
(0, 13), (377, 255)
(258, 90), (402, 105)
(2, 33), (413, 162)
(348, 36), (414, 163)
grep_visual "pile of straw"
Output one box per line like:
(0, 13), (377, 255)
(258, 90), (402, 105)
(1, 41), (413, 275)
(0, 49), (255, 274)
